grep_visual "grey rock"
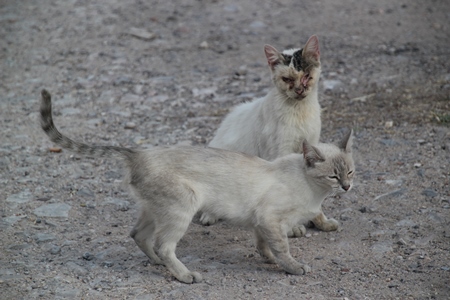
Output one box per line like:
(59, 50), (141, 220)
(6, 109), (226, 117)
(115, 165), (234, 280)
(34, 233), (56, 243)
(34, 203), (71, 218)
(65, 261), (88, 276)
(55, 287), (81, 298)
(124, 122), (136, 129)
(103, 197), (130, 211)
(9, 244), (32, 250)
(82, 252), (95, 261)
(76, 187), (95, 198)
(422, 189), (437, 198)
(396, 219), (416, 227)
(371, 242), (393, 256)
(379, 139), (398, 146)
(3, 214), (26, 226)
(374, 189), (406, 201)
(49, 245), (61, 255)
(6, 190), (33, 204)
(249, 20), (266, 29)
(323, 79), (342, 90)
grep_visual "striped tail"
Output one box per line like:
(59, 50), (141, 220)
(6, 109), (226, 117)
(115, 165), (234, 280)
(40, 89), (136, 160)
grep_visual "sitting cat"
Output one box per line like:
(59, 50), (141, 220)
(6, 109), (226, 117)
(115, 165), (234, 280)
(40, 90), (354, 284)
(205, 35), (335, 236)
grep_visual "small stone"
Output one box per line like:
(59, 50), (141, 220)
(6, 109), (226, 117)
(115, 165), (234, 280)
(417, 139), (426, 145)
(323, 79), (342, 91)
(49, 245), (61, 255)
(199, 41), (209, 49)
(103, 261), (114, 267)
(128, 27), (156, 40)
(249, 20), (266, 29)
(34, 203), (71, 218)
(6, 190), (33, 204)
(82, 252), (95, 261)
(374, 189), (405, 201)
(397, 238), (407, 245)
(34, 233), (56, 243)
(414, 163), (422, 168)
(305, 233), (312, 238)
(422, 189), (437, 198)
(385, 121), (393, 128)
(124, 122), (136, 129)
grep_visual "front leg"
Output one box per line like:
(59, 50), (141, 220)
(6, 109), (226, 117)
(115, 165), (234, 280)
(258, 225), (311, 275)
(312, 210), (339, 232)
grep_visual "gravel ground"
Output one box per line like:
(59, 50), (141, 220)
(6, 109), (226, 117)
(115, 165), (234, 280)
(1, 0), (449, 299)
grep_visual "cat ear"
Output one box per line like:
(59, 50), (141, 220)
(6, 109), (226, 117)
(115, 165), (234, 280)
(264, 44), (282, 70)
(302, 35), (320, 61)
(303, 140), (325, 167)
(339, 129), (353, 153)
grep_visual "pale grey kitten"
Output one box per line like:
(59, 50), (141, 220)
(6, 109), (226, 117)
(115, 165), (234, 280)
(205, 36), (335, 235)
(40, 90), (354, 284)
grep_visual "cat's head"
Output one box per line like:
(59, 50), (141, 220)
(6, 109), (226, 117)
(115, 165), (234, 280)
(302, 130), (355, 194)
(264, 35), (321, 101)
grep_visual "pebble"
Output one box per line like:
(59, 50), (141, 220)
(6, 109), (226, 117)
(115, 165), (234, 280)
(76, 187), (95, 198)
(371, 242), (393, 256)
(249, 21), (266, 29)
(322, 79), (342, 90)
(34, 233), (56, 243)
(413, 163), (422, 168)
(128, 27), (156, 40)
(124, 122), (136, 129)
(373, 189), (406, 201)
(82, 252), (95, 261)
(421, 189), (437, 198)
(34, 203), (72, 218)
(199, 41), (209, 49)
(49, 245), (61, 255)
(6, 190), (33, 204)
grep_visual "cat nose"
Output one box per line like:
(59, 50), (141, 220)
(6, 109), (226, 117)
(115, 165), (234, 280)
(295, 88), (304, 95)
(342, 185), (350, 191)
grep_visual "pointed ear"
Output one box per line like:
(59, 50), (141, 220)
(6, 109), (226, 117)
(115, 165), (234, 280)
(303, 140), (325, 167)
(264, 44), (282, 70)
(302, 35), (320, 61)
(339, 129), (353, 153)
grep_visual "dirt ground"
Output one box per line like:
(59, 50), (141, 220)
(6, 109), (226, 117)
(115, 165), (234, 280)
(1, 0), (449, 299)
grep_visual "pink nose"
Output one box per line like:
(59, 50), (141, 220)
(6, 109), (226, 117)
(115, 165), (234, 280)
(295, 88), (304, 95)
(342, 185), (350, 191)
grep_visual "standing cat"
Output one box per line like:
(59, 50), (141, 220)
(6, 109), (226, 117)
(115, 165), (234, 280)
(205, 36), (335, 235)
(40, 90), (354, 284)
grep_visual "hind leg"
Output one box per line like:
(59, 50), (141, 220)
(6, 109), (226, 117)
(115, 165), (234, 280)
(153, 211), (202, 283)
(130, 210), (163, 265)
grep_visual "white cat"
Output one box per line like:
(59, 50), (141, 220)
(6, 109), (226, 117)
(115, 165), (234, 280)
(40, 90), (354, 284)
(205, 36), (335, 235)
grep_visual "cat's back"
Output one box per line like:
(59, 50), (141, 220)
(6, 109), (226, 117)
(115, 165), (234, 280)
(209, 96), (265, 150)
(138, 145), (267, 174)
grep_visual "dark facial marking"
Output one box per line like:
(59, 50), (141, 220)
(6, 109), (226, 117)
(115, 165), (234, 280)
(281, 54), (292, 66)
(292, 49), (305, 71)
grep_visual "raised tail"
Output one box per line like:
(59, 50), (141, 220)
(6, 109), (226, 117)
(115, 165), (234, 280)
(40, 89), (136, 160)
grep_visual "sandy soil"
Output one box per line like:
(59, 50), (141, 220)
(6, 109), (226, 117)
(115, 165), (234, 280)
(1, 0), (449, 299)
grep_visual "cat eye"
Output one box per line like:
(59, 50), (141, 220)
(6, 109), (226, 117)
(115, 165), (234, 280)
(328, 176), (339, 180)
(281, 77), (294, 83)
(348, 170), (354, 175)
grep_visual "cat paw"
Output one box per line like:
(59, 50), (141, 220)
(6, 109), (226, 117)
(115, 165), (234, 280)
(301, 264), (312, 274)
(199, 213), (219, 226)
(318, 218), (339, 232)
(177, 271), (203, 284)
(287, 225), (306, 238)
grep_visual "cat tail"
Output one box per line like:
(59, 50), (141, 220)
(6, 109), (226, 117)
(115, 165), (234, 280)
(40, 89), (136, 160)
